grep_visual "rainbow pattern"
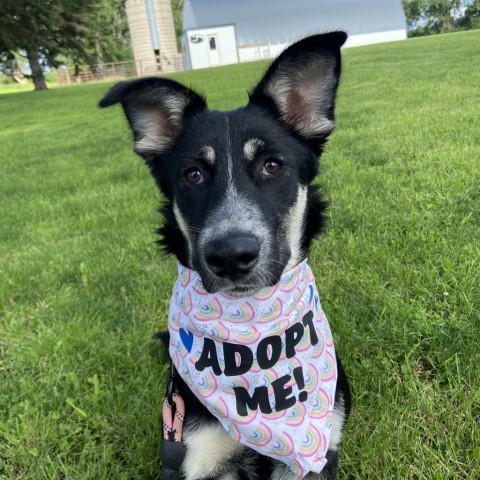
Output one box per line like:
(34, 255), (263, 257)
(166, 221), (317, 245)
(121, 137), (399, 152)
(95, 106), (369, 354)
(193, 297), (223, 321)
(195, 373), (218, 398)
(268, 408), (287, 421)
(178, 343), (190, 359)
(291, 298), (306, 322)
(208, 321), (230, 341)
(256, 367), (279, 387)
(311, 388), (331, 419)
(257, 297), (283, 323)
(280, 269), (300, 293)
(299, 424), (322, 457)
(225, 422), (242, 443)
(324, 326), (334, 347)
(252, 282), (278, 301)
(178, 290), (192, 315)
(232, 328), (261, 345)
(208, 396), (230, 418)
(179, 267), (191, 287)
(304, 362), (320, 393)
(233, 375), (251, 390)
(295, 326), (312, 352)
(229, 301), (256, 323)
(188, 355), (198, 368)
(311, 337), (326, 359)
(268, 319), (290, 336)
(234, 405), (258, 425)
(288, 462), (307, 479)
(171, 329), (191, 360)
(282, 286), (304, 312)
(192, 278), (207, 295)
(322, 352), (336, 382)
(286, 402), (307, 427)
(272, 432), (295, 456)
(246, 422), (273, 446)
(172, 351), (191, 377)
(287, 357), (302, 370)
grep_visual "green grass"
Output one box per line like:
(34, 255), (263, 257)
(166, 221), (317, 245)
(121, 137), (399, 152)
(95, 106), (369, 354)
(1, 30), (479, 479)
(0, 72), (59, 95)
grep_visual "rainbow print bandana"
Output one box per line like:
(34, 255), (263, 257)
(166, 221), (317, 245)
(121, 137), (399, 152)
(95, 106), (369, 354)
(168, 260), (337, 478)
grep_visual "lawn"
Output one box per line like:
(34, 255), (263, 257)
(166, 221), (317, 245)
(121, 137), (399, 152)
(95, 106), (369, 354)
(1, 30), (479, 479)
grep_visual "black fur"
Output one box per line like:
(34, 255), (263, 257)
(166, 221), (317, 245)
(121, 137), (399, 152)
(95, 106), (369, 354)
(101, 31), (350, 480)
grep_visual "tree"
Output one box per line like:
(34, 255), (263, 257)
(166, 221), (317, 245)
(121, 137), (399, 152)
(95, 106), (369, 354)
(0, 0), (96, 90)
(171, 0), (184, 49)
(424, 0), (463, 32)
(0, 50), (29, 85)
(458, 0), (480, 28)
(97, 0), (132, 63)
(402, 0), (479, 36)
(64, 0), (132, 75)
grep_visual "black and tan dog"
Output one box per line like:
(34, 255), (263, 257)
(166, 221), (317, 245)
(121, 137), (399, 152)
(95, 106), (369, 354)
(100, 31), (350, 480)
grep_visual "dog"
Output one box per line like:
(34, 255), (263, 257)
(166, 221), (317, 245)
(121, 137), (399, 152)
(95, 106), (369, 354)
(100, 32), (351, 480)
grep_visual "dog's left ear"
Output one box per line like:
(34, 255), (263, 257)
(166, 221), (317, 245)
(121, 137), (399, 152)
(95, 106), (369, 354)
(249, 32), (347, 150)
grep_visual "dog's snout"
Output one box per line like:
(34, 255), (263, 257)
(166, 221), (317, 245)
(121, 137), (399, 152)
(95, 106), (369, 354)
(204, 235), (260, 278)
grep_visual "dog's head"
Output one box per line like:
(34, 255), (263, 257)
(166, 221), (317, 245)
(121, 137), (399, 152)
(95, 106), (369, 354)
(100, 32), (346, 296)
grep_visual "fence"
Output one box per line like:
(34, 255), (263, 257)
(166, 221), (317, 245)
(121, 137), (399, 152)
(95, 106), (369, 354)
(56, 56), (184, 86)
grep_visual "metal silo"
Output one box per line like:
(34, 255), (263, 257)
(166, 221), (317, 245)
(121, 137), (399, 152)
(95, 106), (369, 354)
(126, 0), (181, 75)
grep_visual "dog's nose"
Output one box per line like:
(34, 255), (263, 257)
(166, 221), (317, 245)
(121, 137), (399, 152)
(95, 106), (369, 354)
(204, 235), (260, 278)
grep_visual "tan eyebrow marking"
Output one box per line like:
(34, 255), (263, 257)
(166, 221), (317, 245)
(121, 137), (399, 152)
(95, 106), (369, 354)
(243, 138), (265, 162)
(199, 145), (215, 165)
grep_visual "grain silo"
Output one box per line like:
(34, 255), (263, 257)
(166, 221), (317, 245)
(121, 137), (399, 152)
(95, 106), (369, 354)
(126, 0), (182, 75)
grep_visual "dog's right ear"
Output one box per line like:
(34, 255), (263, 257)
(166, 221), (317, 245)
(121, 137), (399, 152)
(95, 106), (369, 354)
(99, 77), (207, 157)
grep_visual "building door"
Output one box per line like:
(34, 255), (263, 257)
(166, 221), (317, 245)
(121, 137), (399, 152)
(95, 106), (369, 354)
(207, 35), (220, 66)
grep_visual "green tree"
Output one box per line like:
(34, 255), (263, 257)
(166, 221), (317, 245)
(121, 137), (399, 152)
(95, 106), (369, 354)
(0, 0), (131, 91)
(458, 0), (480, 28)
(425, 0), (463, 32)
(70, 0), (132, 71)
(402, 0), (480, 36)
(0, 0), (95, 90)
(171, 0), (184, 48)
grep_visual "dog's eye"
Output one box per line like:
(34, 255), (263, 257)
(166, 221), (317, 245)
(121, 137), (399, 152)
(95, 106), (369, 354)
(262, 159), (283, 176)
(184, 168), (204, 185)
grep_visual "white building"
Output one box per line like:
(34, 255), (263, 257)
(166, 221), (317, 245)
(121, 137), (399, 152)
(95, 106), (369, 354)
(181, 0), (407, 70)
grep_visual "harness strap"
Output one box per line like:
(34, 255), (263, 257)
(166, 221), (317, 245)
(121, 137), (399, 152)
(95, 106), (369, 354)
(160, 363), (187, 480)
(162, 393), (185, 442)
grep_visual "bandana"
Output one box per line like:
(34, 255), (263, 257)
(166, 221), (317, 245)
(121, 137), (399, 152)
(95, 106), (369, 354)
(168, 260), (337, 478)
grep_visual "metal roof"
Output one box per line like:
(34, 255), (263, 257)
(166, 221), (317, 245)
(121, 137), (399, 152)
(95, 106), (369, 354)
(183, 0), (406, 45)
